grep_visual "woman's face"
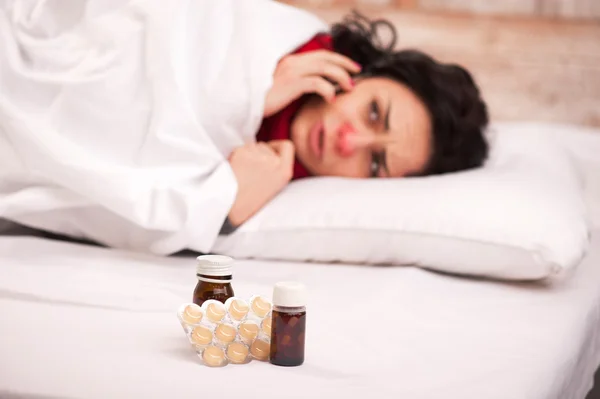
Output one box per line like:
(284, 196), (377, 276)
(291, 77), (432, 178)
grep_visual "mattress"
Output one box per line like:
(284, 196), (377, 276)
(0, 232), (599, 399)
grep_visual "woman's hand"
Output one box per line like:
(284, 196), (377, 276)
(263, 50), (361, 118)
(227, 140), (295, 226)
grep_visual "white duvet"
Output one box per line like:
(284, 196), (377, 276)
(0, 0), (325, 254)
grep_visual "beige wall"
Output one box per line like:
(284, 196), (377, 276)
(283, 0), (600, 20)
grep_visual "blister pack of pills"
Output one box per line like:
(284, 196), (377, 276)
(177, 296), (272, 367)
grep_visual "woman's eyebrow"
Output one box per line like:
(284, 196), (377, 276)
(384, 97), (391, 132)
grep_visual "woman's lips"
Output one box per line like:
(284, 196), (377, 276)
(309, 121), (324, 160)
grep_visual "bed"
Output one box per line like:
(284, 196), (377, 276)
(0, 231), (599, 399)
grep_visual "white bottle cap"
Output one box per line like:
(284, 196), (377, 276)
(196, 255), (234, 277)
(272, 281), (307, 308)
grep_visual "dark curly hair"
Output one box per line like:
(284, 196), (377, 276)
(331, 12), (489, 175)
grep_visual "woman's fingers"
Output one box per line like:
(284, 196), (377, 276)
(267, 140), (295, 180)
(263, 49), (360, 119)
(227, 141), (295, 226)
(310, 50), (362, 74)
(297, 76), (337, 103)
(308, 61), (354, 92)
(293, 51), (359, 92)
(254, 142), (280, 166)
(255, 142), (274, 154)
(268, 140), (295, 163)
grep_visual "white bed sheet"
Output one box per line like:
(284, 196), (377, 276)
(0, 232), (599, 399)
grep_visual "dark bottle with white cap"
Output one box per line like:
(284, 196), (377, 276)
(193, 255), (235, 307)
(269, 281), (307, 367)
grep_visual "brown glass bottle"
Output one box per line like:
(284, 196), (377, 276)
(269, 282), (307, 367)
(270, 307), (306, 366)
(193, 274), (235, 306)
(192, 255), (235, 307)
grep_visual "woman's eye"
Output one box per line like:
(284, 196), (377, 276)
(370, 152), (381, 177)
(369, 101), (380, 123)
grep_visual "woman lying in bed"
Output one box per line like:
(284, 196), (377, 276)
(227, 12), (489, 231)
(0, 2), (489, 254)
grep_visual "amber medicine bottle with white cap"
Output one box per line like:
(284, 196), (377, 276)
(269, 281), (307, 367)
(193, 255), (235, 307)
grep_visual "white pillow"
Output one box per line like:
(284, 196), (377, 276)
(213, 123), (591, 280)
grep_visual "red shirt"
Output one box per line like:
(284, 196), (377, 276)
(256, 34), (333, 180)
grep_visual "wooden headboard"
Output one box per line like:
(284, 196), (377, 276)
(282, 5), (600, 128)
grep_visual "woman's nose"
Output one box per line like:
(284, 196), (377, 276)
(336, 122), (374, 157)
